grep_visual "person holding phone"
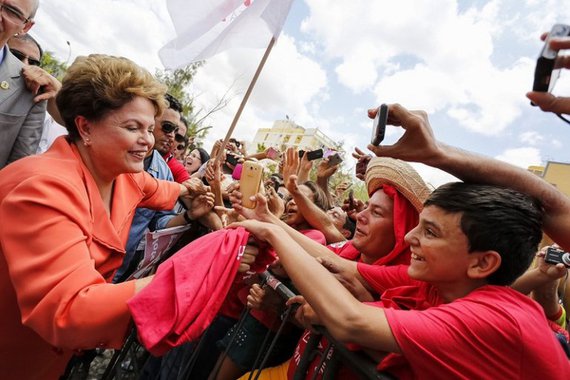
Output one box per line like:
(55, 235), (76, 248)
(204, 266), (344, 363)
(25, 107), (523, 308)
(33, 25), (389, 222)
(528, 33), (570, 114)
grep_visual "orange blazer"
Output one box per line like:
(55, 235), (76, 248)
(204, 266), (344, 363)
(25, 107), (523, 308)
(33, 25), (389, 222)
(0, 137), (180, 379)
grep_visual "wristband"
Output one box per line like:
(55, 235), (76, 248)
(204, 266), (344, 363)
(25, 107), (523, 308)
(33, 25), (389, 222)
(183, 211), (193, 224)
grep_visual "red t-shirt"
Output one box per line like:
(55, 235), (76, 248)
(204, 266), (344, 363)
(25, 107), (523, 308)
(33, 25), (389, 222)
(163, 153), (190, 183)
(288, 265), (425, 380)
(384, 284), (570, 379)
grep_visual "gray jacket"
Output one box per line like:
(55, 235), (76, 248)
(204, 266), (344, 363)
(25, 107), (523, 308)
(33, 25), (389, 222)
(0, 48), (46, 169)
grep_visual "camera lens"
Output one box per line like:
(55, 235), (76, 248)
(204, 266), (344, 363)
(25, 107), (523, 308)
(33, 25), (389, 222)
(562, 252), (570, 266)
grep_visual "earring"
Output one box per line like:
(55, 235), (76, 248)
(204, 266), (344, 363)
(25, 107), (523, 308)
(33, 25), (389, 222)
(83, 138), (91, 147)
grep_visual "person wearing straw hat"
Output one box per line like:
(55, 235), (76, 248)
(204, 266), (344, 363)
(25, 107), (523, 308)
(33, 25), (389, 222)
(233, 181), (569, 380)
(229, 156), (431, 379)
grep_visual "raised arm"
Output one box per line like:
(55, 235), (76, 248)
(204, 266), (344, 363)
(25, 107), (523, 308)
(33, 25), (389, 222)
(285, 174), (346, 244)
(233, 220), (400, 352)
(232, 191), (339, 261)
(367, 103), (570, 251)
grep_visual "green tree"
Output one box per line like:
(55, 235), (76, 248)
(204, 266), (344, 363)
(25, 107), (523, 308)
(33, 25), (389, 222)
(155, 64), (233, 146)
(40, 51), (68, 80)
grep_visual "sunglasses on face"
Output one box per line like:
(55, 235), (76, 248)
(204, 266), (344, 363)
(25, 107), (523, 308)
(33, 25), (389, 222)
(161, 121), (178, 134)
(176, 144), (185, 151)
(10, 49), (40, 66)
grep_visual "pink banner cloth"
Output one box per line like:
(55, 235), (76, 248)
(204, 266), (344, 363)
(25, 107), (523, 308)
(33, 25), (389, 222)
(127, 227), (250, 356)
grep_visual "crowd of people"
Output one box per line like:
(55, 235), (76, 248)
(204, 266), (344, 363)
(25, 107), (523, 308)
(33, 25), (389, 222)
(0, 1), (570, 379)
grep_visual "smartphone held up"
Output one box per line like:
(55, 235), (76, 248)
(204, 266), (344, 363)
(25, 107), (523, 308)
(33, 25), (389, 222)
(371, 104), (388, 146)
(239, 161), (264, 209)
(532, 24), (570, 93)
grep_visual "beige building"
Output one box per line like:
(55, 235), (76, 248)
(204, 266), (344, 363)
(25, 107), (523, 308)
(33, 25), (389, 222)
(528, 161), (570, 195)
(528, 161), (570, 247)
(540, 161), (570, 195)
(252, 119), (339, 152)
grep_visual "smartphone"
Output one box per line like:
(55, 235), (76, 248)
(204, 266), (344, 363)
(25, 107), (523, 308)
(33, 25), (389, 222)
(306, 149), (324, 161)
(266, 147), (279, 160)
(327, 153), (343, 167)
(298, 150), (305, 158)
(240, 161), (264, 209)
(226, 153), (239, 166)
(545, 246), (570, 268)
(371, 104), (388, 146)
(532, 24), (570, 93)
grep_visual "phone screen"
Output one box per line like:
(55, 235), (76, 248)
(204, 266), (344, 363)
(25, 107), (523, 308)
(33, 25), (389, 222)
(306, 149), (324, 161)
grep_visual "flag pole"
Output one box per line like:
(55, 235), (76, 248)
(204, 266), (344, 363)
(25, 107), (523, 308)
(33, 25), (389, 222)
(215, 36), (276, 162)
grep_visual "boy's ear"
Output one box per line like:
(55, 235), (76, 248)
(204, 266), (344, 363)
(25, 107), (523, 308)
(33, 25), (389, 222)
(467, 251), (501, 280)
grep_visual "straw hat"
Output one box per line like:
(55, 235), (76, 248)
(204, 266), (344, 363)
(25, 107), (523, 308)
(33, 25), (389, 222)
(365, 157), (431, 212)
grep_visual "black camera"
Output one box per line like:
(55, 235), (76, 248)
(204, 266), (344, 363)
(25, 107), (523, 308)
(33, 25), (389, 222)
(532, 24), (570, 93)
(544, 246), (570, 268)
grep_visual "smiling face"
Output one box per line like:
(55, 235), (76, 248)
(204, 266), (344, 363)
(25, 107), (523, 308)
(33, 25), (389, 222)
(284, 184), (314, 227)
(351, 188), (395, 263)
(152, 107), (180, 156)
(0, 0), (35, 48)
(405, 205), (473, 285)
(80, 96), (155, 181)
(184, 149), (202, 174)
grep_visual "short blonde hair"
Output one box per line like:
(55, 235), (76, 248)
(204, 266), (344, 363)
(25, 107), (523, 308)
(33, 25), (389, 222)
(56, 54), (167, 141)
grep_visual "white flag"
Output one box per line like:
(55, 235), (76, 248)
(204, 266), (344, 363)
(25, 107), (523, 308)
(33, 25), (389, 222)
(159, 0), (294, 69)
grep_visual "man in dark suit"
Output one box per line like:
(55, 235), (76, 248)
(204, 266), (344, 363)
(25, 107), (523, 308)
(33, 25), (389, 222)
(0, 0), (46, 169)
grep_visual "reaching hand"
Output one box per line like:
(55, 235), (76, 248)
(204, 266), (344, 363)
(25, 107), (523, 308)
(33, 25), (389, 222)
(317, 256), (375, 302)
(230, 188), (274, 223)
(229, 219), (281, 244)
(526, 34), (570, 114)
(213, 206), (243, 227)
(187, 192), (215, 220)
(366, 104), (441, 165)
(283, 147), (300, 187)
(352, 147), (372, 181)
(286, 295), (321, 330)
(298, 151), (313, 175)
(246, 283), (267, 309)
(205, 158), (224, 185)
(22, 66), (62, 103)
(536, 246), (568, 281)
(182, 178), (210, 198)
(316, 158), (338, 181)
(238, 243), (259, 273)
(265, 186), (285, 218)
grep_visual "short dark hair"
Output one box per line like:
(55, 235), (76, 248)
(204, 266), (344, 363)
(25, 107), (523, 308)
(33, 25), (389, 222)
(425, 182), (543, 286)
(303, 180), (331, 211)
(9, 33), (43, 59)
(165, 93), (183, 113)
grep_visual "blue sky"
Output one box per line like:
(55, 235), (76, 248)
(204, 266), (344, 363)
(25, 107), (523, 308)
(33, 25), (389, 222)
(34, 0), (570, 186)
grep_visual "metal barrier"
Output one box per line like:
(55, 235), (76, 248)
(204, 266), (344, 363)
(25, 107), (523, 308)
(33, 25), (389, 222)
(62, 257), (395, 379)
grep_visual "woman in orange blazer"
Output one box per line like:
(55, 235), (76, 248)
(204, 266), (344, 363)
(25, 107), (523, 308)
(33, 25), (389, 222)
(0, 55), (204, 379)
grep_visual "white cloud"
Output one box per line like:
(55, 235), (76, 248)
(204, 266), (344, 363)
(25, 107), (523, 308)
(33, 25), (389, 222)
(30, 0), (568, 169)
(300, 0), (558, 136)
(188, 34), (328, 151)
(495, 147), (542, 168)
(519, 131), (544, 145)
(410, 163), (460, 189)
